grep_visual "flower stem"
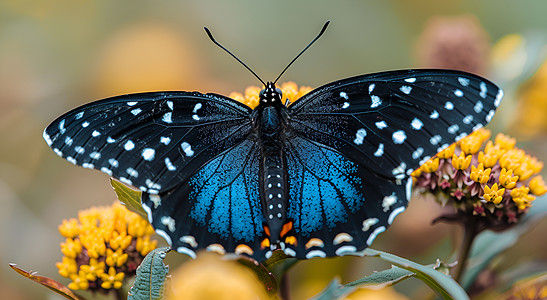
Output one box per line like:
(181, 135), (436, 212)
(454, 217), (478, 284)
(280, 272), (290, 300)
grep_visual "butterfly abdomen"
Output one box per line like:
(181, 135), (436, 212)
(256, 98), (292, 248)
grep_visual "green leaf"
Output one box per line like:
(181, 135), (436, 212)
(362, 249), (469, 300)
(9, 263), (85, 300)
(311, 267), (415, 300)
(128, 247), (171, 300)
(461, 194), (547, 289)
(309, 278), (356, 300)
(110, 178), (147, 219)
(345, 266), (415, 288)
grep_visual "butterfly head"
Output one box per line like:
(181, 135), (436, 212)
(259, 82), (283, 105)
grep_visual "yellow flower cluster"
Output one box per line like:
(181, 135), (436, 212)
(413, 128), (546, 216)
(57, 202), (157, 291)
(229, 81), (312, 109)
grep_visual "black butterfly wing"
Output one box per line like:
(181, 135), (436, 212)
(283, 69), (502, 257)
(288, 69), (502, 181)
(141, 139), (268, 261)
(43, 91), (253, 194)
(282, 135), (411, 259)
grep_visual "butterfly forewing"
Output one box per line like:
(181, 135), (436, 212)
(44, 92), (253, 193)
(288, 69), (502, 180)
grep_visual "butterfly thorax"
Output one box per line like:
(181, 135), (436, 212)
(255, 82), (291, 250)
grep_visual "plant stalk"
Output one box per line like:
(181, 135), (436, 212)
(454, 217), (478, 283)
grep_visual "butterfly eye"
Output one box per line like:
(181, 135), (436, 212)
(275, 88), (283, 99)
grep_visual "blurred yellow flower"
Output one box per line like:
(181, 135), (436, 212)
(167, 253), (270, 300)
(57, 202), (157, 293)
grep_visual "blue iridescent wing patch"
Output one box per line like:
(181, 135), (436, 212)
(141, 139), (267, 260)
(283, 135), (410, 259)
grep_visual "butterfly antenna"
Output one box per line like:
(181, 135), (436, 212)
(273, 21), (330, 85)
(204, 27), (266, 87)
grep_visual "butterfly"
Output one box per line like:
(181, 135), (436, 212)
(43, 22), (502, 262)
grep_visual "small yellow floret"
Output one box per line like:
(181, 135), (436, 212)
(100, 267), (125, 290)
(483, 183), (505, 204)
(452, 152), (472, 170)
(499, 168), (519, 189)
(420, 157), (439, 173)
(437, 143), (456, 159)
(529, 176), (547, 196)
(494, 133), (516, 150)
(470, 163), (491, 184)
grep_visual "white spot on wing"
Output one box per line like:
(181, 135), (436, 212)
(149, 194), (161, 208)
(89, 152), (101, 160)
(67, 157), (77, 165)
(382, 193), (398, 212)
(374, 143), (384, 157)
(485, 110), (495, 122)
(127, 101), (137, 106)
(368, 83), (375, 93)
(458, 77), (470, 86)
(370, 95), (382, 108)
(167, 101), (174, 110)
(362, 218), (379, 231)
(480, 82), (488, 98)
(131, 108), (142, 115)
(335, 245), (358, 256)
(367, 226), (386, 246)
(354, 128), (367, 145)
(82, 163), (94, 169)
(342, 102), (349, 109)
(412, 147), (424, 159)
(106, 137), (115, 143)
(375, 121), (388, 129)
(142, 148), (155, 161)
(454, 89), (464, 97)
(388, 207), (406, 224)
(43, 130), (53, 146)
(126, 167), (139, 177)
(74, 146), (85, 154)
(448, 124), (459, 134)
(82, 121), (89, 128)
(305, 250), (327, 259)
(64, 136), (73, 146)
(101, 167), (112, 176)
(124, 140), (135, 151)
(474, 101), (484, 113)
(181, 236), (198, 248)
(92, 130), (101, 137)
(392, 130), (406, 144)
(160, 136), (171, 145)
(59, 119), (66, 134)
(162, 112), (172, 123)
(430, 110), (439, 119)
(177, 247), (197, 259)
(161, 216), (176, 232)
(165, 157), (176, 171)
(404, 77), (416, 83)
(120, 177), (132, 185)
(463, 115), (473, 124)
(430, 135), (442, 145)
(108, 158), (119, 168)
(181, 142), (194, 156)
(495, 89), (503, 107)
(411, 118), (423, 130)
(445, 101), (454, 110)
(400, 86), (412, 94)
(75, 111), (84, 119)
(339, 92), (348, 99)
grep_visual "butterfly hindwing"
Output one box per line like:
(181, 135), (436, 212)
(288, 69), (502, 179)
(141, 139), (268, 261)
(43, 91), (253, 193)
(283, 135), (410, 259)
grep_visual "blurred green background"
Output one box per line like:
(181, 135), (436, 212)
(2, 0), (547, 299)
